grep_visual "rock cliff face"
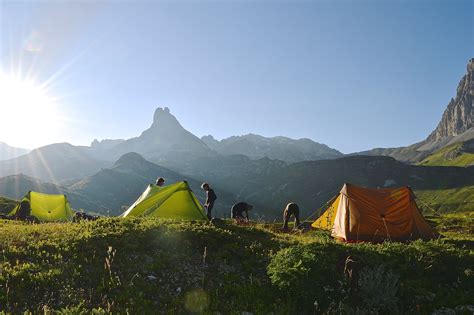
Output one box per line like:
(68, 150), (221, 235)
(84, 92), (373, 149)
(106, 107), (212, 160)
(357, 58), (474, 162)
(427, 58), (474, 143)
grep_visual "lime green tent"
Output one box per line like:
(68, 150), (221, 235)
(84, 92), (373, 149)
(121, 181), (208, 220)
(10, 191), (74, 222)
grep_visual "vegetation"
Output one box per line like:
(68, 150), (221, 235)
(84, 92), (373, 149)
(0, 216), (472, 314)
(0, 196), (16, 215)
(415, 186), (474, 213)
(418, 141), (474, 167)
(426, 212), (474, 241)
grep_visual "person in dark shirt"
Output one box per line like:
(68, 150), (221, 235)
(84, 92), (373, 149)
(201, 182), (217, 220)
(13, 200), (39, 223)
(231, 202), (253, 223)
(282, 202), (301, 231)
(155, 177), (165, 187)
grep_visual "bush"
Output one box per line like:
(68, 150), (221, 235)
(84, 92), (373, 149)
(268, 240), (474, 313)
(267, 243), (348, 312)
(357, 265), (399, 313)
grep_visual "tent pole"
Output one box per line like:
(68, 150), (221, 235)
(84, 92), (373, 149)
(382, 217), (392, 242)
(299, 193), (339, 228)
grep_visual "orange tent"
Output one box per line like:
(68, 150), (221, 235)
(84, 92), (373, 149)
(312, 183), (438, 242)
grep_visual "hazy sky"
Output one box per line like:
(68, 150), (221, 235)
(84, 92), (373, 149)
(1, 0), (473, 153)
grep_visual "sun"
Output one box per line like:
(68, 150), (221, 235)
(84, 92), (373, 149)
(0, 72), (64, 149)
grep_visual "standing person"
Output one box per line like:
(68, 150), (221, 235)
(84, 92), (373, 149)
(231, 202), (253, 224)
(201, 182), (217, 220)
(155, 177), (165, 187)
(282, 202), (301, 231)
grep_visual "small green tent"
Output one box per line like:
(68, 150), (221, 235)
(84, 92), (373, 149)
(10, 191), (74, 222)
(120, 181), (208, 220)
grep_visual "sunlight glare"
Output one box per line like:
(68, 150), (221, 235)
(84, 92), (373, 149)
(0, 72), (64, 149)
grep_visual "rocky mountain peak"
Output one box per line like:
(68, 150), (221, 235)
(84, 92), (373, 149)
(151, 107), (180, 129)
(427, 58), (474, 143)
(468, 58), (474, 72)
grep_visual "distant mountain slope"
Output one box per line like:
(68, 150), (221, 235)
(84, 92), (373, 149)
(416, 186), (474, 213)
(0, 143), (109, 184)
(201, 134), (342, 163)
(104, 107), (212, 161)
(68, 152), (239, 216)
(358, 58), (474, 162)
(418, 139), (474, 166)
(0, 142), (29, 161)
(190, 155), (474, 218)
(88, 139), (125, 160)
(0, 174), (104, 212)
(355, 142), (430, 163)
(159, 154), (288, 197)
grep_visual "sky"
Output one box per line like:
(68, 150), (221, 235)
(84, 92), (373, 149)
(0, 0), (473, 153)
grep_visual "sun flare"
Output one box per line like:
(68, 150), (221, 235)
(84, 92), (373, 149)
(0, 72), (63, 149)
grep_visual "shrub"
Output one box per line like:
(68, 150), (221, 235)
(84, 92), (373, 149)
(357, 265), (399, 313)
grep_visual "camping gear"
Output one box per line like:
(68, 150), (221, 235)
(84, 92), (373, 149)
(10, 191), (74, 222)
(121, 181), (208, 220)
(312, 183), (438, 241)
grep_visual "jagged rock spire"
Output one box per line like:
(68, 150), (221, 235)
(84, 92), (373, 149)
(427, 58), (474, 142)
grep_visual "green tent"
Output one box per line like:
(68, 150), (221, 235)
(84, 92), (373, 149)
(121, 181), (208, 220)
(10, 191), (74, 222)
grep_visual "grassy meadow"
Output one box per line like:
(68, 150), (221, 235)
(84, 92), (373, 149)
(418, 141), (474, 167)
(0, 216), (472, 314)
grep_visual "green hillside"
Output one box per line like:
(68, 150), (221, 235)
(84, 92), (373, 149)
(418, 140), (474, 167)
(0, 218), (472, 313)
(415, 186), (474, 213)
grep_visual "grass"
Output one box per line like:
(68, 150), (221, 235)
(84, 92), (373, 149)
(426, 212), (474, 241)
(418, 141), (474, 167)
(0, 216), (472, 314)
(415, 186), (474, 213)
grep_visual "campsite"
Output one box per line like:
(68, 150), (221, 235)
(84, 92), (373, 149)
(0, 181), (473, 313)
(0, 213), (472, 314)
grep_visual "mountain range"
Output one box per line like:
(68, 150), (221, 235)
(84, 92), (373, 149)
(201, 134), (342, 163)
(0, 143), (109, 184)
(0, 58), (472, 219)
(0, 142), (29, 161)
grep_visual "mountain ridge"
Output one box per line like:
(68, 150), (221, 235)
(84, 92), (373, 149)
(0, 143), (109, 184)
(358, 58), (474, 162)
(201, 133), (342, 163)
(0, 142), (29, 161)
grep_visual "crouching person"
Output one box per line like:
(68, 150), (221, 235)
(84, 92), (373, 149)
(282, 202), (301, 231)
(73, 212), (100, 222)
(231, 202), (253, 224)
